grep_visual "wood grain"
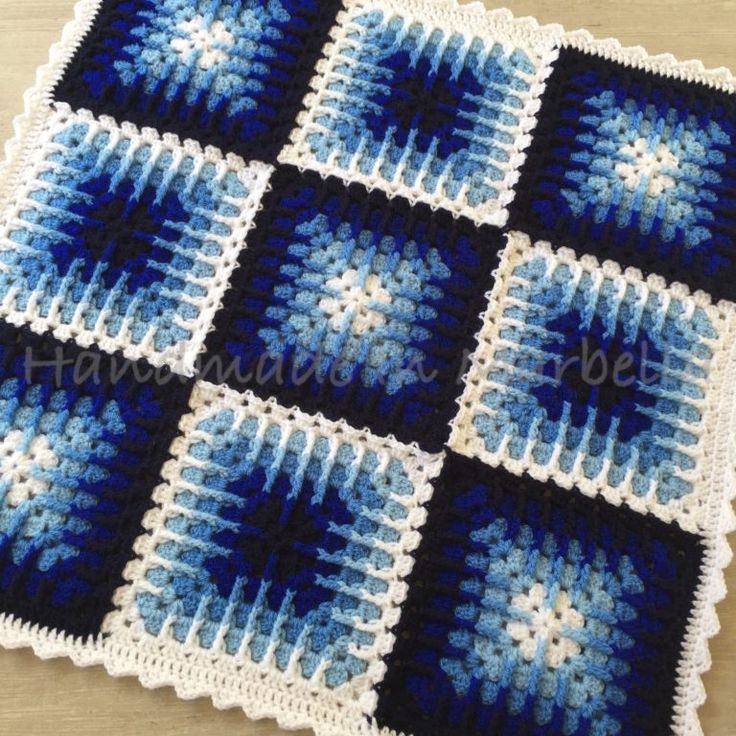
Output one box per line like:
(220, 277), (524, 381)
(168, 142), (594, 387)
(0, 1), (734, 734)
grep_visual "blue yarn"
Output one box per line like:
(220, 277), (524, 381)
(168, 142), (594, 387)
(375, 458), (702, 736)
(0, 334), (175, 620)
(51, 174), (185, 292)
(0, 117), (251, 354)
(136, 405), (416, 689)
(529, 63), (736, 282)
(471, 252), (715, 504)
(217, 171), (488, 447)
(306, 8), (535, 209)
(532, 312), (662, 442)
(63, 0), (333, 159)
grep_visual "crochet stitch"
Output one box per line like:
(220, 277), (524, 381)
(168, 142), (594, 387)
(0, 2), (734, 736)
(509, 47), (736, 301)
(449, 232), (732, 533)
(280, 0), (558, 226)
(109, 381), (442, 713)
(0, 105), (270, 374)
(54, 0), (343, 162)
(205, 166), (500, 452)
(0, 322), (192, 637)
(375, 452), (703, 736)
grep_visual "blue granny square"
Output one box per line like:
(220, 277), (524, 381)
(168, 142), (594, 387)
(204, 167), (500, 452)
(0, 323), (191, 637)
(53, 0), (341, 162)
(375, 452), (703, 736)
(0, 107), (269, 374)
(509, 47), (736, 301)
(281, 0), (556, 225)
(450, 234), (726, 533)
(124, 382), (438, 697)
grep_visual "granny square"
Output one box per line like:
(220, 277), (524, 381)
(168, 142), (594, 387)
(0, 105), (270, 374)
(205, 167), (500, 452)
(53, 0), (342, 163)
(105, 381), (442, 714)
(374, 452), (704, 736)
(280, 0), (558, 226)
(508, 47), (736, 301)
(1, 3), (736, 735)
(0, 322), (191, 638)
(450, 232), (733, 533)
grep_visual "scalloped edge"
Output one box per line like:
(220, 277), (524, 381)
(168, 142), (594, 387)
(0, 1), (732, 736)
(0, 102), (274, 376)
(447, 231), (736, 736)
(102, 379), (445, 724)
(448, 231), (734, 536)
(0, 0), (104, 214)
(670, 320), (736, 736)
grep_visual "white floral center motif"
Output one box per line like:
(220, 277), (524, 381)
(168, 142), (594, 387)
(506, 583), (585, 668)
(319, 269), (392, 335)
(170, 16), (235, 70)
(615, 137), (679, 197)
(0, 430), (58, 508)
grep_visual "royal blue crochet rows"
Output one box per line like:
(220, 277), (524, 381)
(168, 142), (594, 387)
(54, 0), (341, 162)
(135, 385), (429, 691)
(375, 453), (702, 736)
(510, 47), (736, 301)
(0, 3), (731, 736)
(0, 324), (191, 636)
(205, 168), (500, 452)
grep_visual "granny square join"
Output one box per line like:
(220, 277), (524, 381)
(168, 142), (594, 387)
(205, 167), (500, 452)
(53, 0), (342, 162)
(0, 322), (191, 637)
(108, 381), (441, 706)
(509, 47), (736, 301)
(375, 452), (703, 736)
(451, 232), (730, 533)
(0, 106), (270, 375)
(280, 0), (557, 226)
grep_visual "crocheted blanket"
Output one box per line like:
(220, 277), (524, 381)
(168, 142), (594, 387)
(0, 2), (734, 735)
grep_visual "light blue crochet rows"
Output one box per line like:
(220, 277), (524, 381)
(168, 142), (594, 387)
(562, 92), (731, 249)
(259, 213), (452, 395)
(113, 0), (284, 115)
(302, 7), (540, 217)
(136, 391), (419, 689)
(0, 114), (252, 365)
(472, 249), (717, 504)
(0, 378), (125, 572)
(441, 519), (642, 735)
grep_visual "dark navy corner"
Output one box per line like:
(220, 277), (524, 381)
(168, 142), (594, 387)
(0, 323), (193, 637)
(53, 0), (342, 164)
(203, 165), (504, 453)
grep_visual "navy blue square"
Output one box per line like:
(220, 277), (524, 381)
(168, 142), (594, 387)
(375, 452), (703, 736)
(53, 0), (340, 162)
(509, 47), (736, 301)
(0, 324), (191, 637)
(204, 168), (500, 452)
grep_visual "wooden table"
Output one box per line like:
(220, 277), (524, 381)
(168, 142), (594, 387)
(0, 1), (734, 734)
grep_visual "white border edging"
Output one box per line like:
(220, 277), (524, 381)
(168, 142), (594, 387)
(0, 2), (732, 736)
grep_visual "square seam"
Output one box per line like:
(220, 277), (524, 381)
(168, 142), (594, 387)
(105, 381), (442, 712)
(375, 452), (704, 736)
(280, 0), (558, 226)
(204, 166), (501, 453)
(0, 105), (271, 375)
(53, 0), (342, 163)
(0, 323), (192, 637)
(450, 231), (736, 534)
(508, 46), (736, 302)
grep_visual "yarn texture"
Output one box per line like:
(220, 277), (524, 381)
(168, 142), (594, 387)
(0, 2), (734, 736)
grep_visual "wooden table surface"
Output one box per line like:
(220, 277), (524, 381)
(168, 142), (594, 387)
(0, 1), (734, 734)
